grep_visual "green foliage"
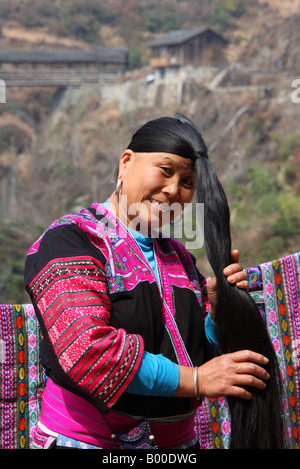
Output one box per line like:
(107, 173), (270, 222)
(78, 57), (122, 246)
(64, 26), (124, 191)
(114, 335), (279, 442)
(257, 193), (300, 262)
(271, 194), (300, 239)
(128, 47), (142, 70)
(212, 4), (231, 34)
(0, 259), (28, 304)
(164, 14), (180, 31)
(128, 46), (151, 69)
(277, 133), (300, 161)
(246, 164), (277, 198)
(146, 9), (179, 33)
(227, 181), (244, 201)
(16, 0), (107, 41)
(248, 116), (265, 135)
(228, 153), (300, 267)
(212, 0), (246, 33)
(0, 224), (33, 304)
(224, 0), (245, 18)
(61, 14), (100, 43)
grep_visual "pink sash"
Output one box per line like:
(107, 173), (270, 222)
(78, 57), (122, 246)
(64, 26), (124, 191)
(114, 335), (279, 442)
(37, 379), (196, 449)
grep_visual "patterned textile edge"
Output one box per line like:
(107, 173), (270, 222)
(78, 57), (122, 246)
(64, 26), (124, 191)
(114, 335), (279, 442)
(0, 303), (16, 448)
(195, 396), (231, 449)
(25, 303), (46, 448)
(0, 304), (44, 449)
(261, 253), (300, 448)
(195, 251), (300, 449)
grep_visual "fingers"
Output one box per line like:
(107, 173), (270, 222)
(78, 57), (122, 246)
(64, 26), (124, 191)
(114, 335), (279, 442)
(228, 385), (258, 400)
(234, 363), (269, 388)
(223, 263), (244, 279)
(228, 350), (270, 399)
(223, 259), (249, 292)
(198, 350), (270, 400)
(230, 349), (269, 366)
(224, 267), (249, 291)
(227, 374), (267, 400)
(230, 249), (240, 263)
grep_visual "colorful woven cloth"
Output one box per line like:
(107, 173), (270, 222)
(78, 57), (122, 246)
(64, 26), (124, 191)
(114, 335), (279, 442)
(195, 251), (300, 449)
(1, 252), (299, 449)
(0, 304), (46, 449)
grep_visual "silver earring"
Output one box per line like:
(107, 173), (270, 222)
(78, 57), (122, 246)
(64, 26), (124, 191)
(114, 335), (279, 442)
(115, 178), (122, 196)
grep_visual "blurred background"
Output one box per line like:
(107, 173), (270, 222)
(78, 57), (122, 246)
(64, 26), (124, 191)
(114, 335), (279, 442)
(0, 0), (299, 303)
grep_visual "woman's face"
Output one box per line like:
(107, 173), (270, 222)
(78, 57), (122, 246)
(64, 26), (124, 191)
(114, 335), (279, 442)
(115, 150), (195, 234)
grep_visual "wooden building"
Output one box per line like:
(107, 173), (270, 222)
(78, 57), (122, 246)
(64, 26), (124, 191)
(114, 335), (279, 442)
(148, 27), (227, 73)
(0, 46), (128, 86)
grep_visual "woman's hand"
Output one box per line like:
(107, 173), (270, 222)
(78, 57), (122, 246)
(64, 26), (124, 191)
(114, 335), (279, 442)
(207, 249), (249, 322)
(197, 350), (269, 400)
(174, 350), (270, 400)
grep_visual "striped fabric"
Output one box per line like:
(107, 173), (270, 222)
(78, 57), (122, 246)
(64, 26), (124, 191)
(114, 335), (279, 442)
(28, 255), (143, 408)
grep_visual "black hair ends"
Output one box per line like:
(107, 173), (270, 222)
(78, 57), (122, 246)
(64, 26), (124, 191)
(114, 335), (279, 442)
(126, 114), (286, 447)
(195, 156), (286, 449)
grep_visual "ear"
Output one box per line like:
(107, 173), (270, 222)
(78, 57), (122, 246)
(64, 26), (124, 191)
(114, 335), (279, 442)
(118, 149), (135, 177)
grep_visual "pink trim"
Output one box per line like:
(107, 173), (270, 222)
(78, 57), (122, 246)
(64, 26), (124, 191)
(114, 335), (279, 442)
(39, 379), (195, 449)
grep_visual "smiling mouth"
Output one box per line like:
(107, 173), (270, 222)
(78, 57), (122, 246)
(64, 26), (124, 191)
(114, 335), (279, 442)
(149, 198), (170, 211)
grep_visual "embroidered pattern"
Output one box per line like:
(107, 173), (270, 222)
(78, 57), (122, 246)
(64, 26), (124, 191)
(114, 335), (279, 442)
(195, 252), (300, 449)
(29, 256), (143, 407)
(0, 304), (44, 449)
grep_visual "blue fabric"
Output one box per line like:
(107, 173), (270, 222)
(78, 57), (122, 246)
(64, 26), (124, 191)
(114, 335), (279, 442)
(126, 351), (180, 396)
(204, 312), (220, 354)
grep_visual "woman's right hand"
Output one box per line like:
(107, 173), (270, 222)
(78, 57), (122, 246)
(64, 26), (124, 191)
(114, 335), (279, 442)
(174, 350), (270, 400)
(197, 350), (270, 400)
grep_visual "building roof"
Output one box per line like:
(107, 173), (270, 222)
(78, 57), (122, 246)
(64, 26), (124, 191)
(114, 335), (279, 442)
(0, 46), (128, 64)
(147, 27), (226, 48)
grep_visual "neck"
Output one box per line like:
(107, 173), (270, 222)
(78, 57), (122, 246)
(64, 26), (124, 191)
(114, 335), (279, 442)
(107, 193), (156, 237)
(108, 192), (120, 219)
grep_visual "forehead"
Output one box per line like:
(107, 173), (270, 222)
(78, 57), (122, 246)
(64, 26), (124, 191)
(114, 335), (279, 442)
(136, 152), (195, 171)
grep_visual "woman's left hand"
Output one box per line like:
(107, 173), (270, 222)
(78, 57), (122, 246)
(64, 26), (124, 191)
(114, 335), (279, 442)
(207, 249), (249, 322)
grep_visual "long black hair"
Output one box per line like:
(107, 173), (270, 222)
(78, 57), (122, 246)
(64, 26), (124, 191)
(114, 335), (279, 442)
(127, 114), (286, 449)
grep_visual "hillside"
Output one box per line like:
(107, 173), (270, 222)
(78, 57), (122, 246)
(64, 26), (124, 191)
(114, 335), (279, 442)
(0, 0), (299, 303)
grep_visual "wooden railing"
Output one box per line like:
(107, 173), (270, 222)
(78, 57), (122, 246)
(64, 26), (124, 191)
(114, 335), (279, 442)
(0, 69), (122, 86)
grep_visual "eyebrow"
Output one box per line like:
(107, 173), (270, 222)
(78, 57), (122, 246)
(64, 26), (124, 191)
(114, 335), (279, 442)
(160, 156), (195, 171)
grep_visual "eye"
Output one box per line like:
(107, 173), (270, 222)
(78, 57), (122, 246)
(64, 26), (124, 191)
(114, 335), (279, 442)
(181, 172), (195, 188)
(182, 178), (194, 189)
(160, 166), (172, 175)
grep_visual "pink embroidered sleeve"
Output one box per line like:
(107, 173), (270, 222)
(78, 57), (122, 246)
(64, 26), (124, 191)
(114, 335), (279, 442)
(28, 255), (144, 408)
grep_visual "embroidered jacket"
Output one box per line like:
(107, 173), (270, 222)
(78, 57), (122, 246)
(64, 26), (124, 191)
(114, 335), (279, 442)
(24, 204), (210, 418)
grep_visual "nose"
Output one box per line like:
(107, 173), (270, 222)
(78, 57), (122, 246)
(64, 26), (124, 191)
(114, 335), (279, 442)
(162, 177), (180, 200)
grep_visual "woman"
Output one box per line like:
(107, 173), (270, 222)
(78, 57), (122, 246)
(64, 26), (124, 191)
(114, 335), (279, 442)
(24, 115), (270, 449)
